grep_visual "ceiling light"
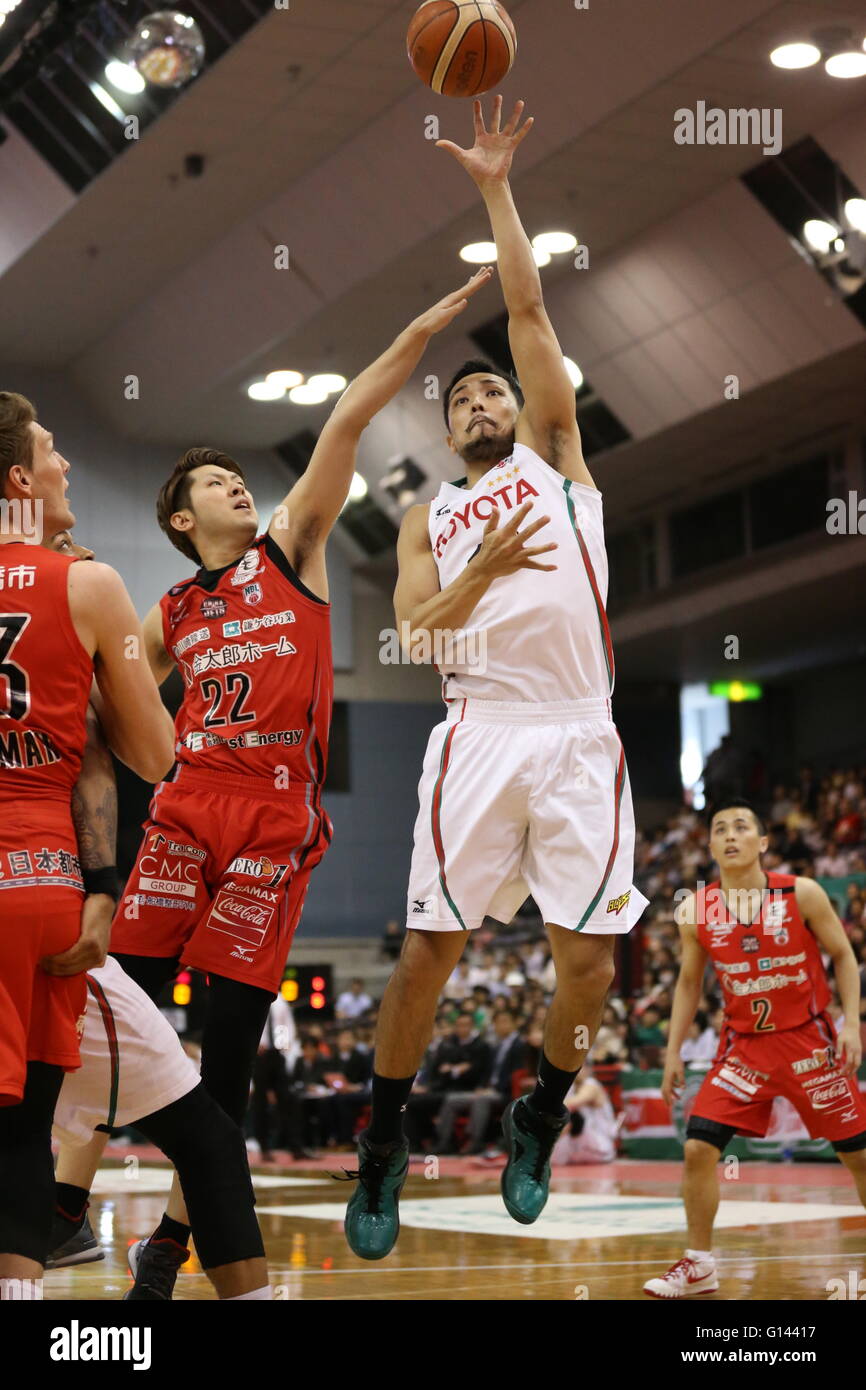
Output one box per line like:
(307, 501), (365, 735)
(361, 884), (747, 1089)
(289, 383), (329, 405)
(825, 50), (866, 78)
(803, 219), (837, 253)
(532, 231), (578, 254)
(563, 356), (584, 390)
(844, 197), (866, 233)
(248, 379), (285, 401)
(532, 247), (551, 267)
(89, 83), (125, 119)
(105, 60), (145, 94)
(307, 373), (347, 394)
(833, 237), (846, 253)
(339, 473), (368, 510)
(769, 42), (820, 69)
(265, 370), (304, 390)
(460, 241), (498, 263)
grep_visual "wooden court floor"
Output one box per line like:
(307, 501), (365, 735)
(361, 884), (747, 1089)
(45, 1146), (866, 1301)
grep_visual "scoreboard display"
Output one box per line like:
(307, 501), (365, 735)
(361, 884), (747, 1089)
(280, 964), (334, 1022)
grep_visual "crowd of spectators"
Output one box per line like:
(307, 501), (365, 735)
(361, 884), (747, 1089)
(247, 762), (866, 1159)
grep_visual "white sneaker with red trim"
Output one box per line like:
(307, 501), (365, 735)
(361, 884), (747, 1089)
(643, 1253), (719, 1299)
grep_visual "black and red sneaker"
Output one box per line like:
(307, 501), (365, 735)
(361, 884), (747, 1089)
(123, 1236), (189, 1301)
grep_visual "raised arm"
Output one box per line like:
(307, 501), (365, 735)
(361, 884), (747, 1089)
(268, 269), (495, 589)
(437, 96), (595, 488)
(67, 561), (176, 783)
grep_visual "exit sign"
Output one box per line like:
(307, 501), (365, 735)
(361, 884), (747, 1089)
(709, 681), (763, 702)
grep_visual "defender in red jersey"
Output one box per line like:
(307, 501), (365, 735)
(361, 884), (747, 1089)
(644, 799), (866, 1299)
(0, 393), (174, 1292)
(103, 273), (495, 1293)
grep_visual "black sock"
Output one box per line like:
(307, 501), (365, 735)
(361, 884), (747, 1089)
(152, 1213), (191, 1248)
(368, 1073), (416, 1146)
(530, 1053), (580, 1116)
(55, 1182), (90, 1228)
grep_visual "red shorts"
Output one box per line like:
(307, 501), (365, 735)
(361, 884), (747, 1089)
(689, 1014), (866, 1145)
(0, 801), (87, 1105)
(109, 766), (331, 993)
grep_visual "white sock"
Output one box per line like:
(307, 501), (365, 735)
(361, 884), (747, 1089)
(223, 1285), (272, 1301)
(685, 1248), (714, 1265)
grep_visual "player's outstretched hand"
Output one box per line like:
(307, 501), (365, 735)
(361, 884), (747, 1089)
(661, 1059), (685, 1110)
(412, 266), (494, 337)
(435, 95), (534, 188)
(41, 892), (113, 976)
(474, 500), (557, 580)
(836, 1022), (863, 1078)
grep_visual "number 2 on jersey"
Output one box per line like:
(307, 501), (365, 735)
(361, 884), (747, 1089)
(751, 997), (774, 1032)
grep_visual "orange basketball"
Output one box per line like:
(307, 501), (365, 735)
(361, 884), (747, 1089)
(407, 1), (516, 98)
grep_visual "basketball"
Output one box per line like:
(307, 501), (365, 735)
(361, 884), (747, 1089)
(407, 1), (517, 98)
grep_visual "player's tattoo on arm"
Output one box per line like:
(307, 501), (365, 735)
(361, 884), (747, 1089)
(71, 706), (119, 870)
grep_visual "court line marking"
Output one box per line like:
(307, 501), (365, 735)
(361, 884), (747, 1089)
(49, 1248), (866, 1281)
(261, 1249), (866, 1275)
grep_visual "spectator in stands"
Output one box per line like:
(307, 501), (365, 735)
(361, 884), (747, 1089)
(292, 1036), (332, 1147)
(551, 1066), (618, 1165)
(327, 1027), (373, 1147)
(433, 1009), (525, 1154)
(444, 958), (474, 1000)
(502, 951), (526, 987)
(679, 1010), (718, 1065)
(771, 783), (794, 824)
(469, 985), (493, 1031)
(591, 1005), (629, 1065)
(251, 996), (309, 1162)
(336, 977), (373, 1020)
(816, 838), (851, 878)
(404, 1021), (450, 1153)
(632, 1004), (665, 1049)
(381, 918), (403, 961)
(835, 798), (863, 847)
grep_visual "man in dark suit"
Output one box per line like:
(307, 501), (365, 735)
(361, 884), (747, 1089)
(251, 999), (309, 1160)
(404, 1021), (449, 1153)
(434, 1010), (525, 1154)
(292, 1037), (332, 1148)
(328, 1028), (374, 1146)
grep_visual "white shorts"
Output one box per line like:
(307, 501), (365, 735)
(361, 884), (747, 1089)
(53, 955), (199, 1148)
(405, 697), (649, 934)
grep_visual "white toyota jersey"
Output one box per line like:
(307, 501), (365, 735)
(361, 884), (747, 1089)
(427, 442), (614, 704)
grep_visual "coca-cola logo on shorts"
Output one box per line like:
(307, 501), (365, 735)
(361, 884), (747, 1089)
(208, 892), (275, 948)
(216, 895), (268, 925)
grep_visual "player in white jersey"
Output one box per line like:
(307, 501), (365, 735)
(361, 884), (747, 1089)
(344, 98), (648, 1260)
